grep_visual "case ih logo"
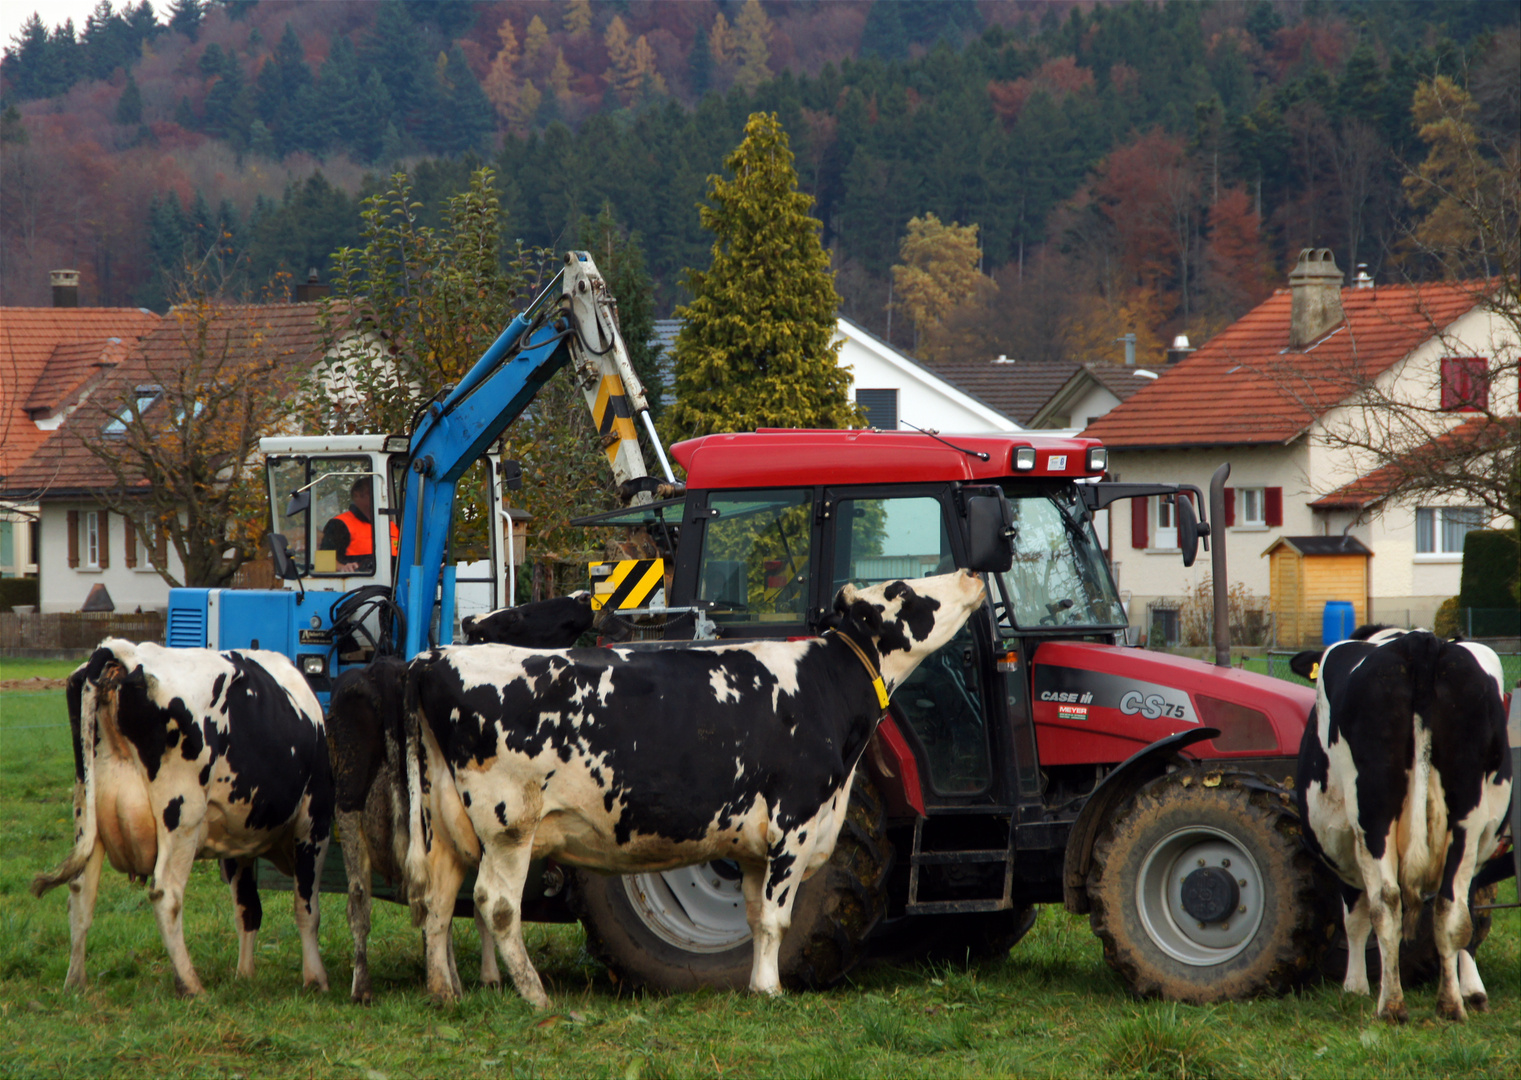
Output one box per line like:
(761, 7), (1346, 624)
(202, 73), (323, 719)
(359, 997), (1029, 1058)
(1039, 691), (1094, 704)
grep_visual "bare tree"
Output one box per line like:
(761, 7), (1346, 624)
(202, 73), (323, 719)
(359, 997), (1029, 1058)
(68, 273), (318, 588)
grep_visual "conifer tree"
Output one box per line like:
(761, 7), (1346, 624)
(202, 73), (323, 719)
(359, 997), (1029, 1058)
(115, 73), (142, 124)
(732, 0), (773, 94)
(524, 15), (551, 63)
(483, 17), (520, 120)
(670, 112), (857, 440)
(564, 0), (592, 38)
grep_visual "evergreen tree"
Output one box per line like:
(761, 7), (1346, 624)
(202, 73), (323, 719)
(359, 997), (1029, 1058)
(690, 21), (712, 98)
(362, 1), (425, 119)
(204, 55), (252, 143)
(115, 72), (143, 125)
(670, 112), (856, 439)
(4, 16), (54, 100)
(564, 0), (592, 38)
(348, 70), (397, 163)
(174, 95), (197, 129)
(167, 0), (204, 42)
(83, 1), (135, 80)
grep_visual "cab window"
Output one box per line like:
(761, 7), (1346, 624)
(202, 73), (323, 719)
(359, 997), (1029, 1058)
(696, 489), (812, 626)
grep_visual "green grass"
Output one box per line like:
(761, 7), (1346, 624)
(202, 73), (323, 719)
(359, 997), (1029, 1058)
(0, 657), (85, 682)
(2, 686), (1518, 1078)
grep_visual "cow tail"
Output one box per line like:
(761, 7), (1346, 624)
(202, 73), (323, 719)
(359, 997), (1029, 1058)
(1399, 631), (1444, 940)
(403, 659), (430, 928)
(32, 665), (100, 897)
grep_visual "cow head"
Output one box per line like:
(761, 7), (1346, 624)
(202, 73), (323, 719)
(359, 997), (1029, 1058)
(1289, 624), (1412, 682)
(461, 591), (594, 647)
(827, 570), (987, 691)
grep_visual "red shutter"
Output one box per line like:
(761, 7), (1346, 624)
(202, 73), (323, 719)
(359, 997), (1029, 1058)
(67, 511), (79, 568)
(124, 516), (137, 569)
(1224, 488), (1236, 527)
(1441, 357), (1489, 411)
(98, 511), (110, 569)
(1264, 487), (1283, 527)
(1131, 497), (1149, 549)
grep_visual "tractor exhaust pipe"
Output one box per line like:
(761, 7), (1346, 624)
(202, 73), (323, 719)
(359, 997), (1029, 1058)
(1210, 463), (1231, 668)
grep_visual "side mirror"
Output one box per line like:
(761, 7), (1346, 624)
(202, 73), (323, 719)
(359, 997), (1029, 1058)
(500, 459), (523, 491)
(268, 533), (302, 580)
(966, 495), (1014, 573)
(285, 488), (311, 517)
(1178, 495), (1200, 568)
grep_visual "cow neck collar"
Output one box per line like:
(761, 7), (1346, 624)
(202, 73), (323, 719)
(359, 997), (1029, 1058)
(826, 629), (890, 712)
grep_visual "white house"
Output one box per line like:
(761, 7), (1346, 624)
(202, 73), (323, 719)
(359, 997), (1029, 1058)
(1085, 250), (1518, 644)
(835, 318), (1020, 433)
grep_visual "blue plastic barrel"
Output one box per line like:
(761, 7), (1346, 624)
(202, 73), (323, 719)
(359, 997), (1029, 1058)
(1323, 601), (1355, 645)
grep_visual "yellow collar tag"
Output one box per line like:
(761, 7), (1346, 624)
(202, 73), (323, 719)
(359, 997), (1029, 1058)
(872, 677), (889, 710)
(1309, 661), (1320, 682)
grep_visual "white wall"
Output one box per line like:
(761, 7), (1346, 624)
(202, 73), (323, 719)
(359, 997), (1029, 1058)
(836, 322), (1019, 434)
(38, 502), (179, 613)
(1063, 384), (1123, 431)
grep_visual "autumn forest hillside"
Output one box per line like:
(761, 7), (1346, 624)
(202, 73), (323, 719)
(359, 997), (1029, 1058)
(3, 0), (1517, 366)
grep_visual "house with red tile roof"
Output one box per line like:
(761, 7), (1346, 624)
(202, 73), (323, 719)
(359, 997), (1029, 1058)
(1, 302), (331, 613)
(1083, 249), (1518, 645)
(0, 296), (161, 582)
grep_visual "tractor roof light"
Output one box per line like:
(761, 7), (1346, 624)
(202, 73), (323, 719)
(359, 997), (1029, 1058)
(1013, 447), (1037, 471)
(1086, 447), (1108, 473)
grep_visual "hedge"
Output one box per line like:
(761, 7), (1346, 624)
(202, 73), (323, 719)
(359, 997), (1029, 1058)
(0, 577), (39, 612)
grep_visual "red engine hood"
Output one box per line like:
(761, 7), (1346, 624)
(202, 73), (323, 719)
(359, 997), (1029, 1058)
(1030, 641), (1314, 767)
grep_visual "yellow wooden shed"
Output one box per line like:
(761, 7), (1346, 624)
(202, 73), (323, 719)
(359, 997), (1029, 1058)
(1262, 535), (1372, 647)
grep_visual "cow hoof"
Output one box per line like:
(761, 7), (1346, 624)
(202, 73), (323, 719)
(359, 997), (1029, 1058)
(172, 976), (204, 998)
(1378, 1002), (1409, 1025)
(62, 973), (87, 993)
(1437, 999), (1467, 1023)
(1464, 992), (1488, 1013)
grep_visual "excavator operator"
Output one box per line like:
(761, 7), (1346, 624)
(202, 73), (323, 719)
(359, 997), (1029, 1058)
(320, 477), (398, 574)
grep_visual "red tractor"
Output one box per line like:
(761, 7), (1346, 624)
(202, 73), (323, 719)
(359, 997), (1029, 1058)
(563, 428), (1336, 1002)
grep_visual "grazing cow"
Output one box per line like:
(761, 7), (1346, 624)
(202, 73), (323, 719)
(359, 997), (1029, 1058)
(1292, 626), (1512, 1022)
(461, 591), (594, 646)
(328, 594), (597, 1002)
(32, 640), (333, 996)
(405, 571), (987, 1006)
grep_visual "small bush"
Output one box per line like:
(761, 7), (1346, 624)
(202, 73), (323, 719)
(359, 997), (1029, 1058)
(1433, 595), (1460, 638)
(1459, 529), (1520, 609)
(0, 577), (39, 612)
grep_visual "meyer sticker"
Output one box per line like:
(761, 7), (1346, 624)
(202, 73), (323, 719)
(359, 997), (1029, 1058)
(1057, 704), (1089, 721)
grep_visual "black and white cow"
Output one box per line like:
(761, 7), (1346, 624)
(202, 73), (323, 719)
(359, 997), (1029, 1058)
(328, 594), (599, 1002)
(1292, 626), (1512, 1022)
(460, 591), (594, 646)
(32, 640), (333, 996)
(404, 571), (987, 1006)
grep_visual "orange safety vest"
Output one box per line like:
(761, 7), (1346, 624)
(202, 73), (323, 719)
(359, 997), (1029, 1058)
(334, 511), (399, 558)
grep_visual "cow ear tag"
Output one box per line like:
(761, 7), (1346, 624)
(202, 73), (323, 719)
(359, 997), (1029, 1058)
(872, 676), (889, 711)
(1309, 662), (1320, 682)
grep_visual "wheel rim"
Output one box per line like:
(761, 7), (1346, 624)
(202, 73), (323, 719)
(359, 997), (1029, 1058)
(1135, 826), (1266, 967)
(622, 861), (751, 953)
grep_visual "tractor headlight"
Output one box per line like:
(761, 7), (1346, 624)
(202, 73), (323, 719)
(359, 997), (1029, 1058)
(301, 654), (326, 676)
(1013, 447), (1037, 471)
(1086, 447), (1108, 473)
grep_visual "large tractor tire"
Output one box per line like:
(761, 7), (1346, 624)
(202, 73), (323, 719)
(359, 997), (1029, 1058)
(1087, 770), (1334, 1003)
(1321, 882), (1498, 987)
(572, 774), (891, 993)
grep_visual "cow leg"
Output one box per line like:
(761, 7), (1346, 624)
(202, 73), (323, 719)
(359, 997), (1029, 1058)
(474, 908), (502, 990)
(474, 839), (546, 1008)
(291, 829), (331, 992)
(421, 850), (468, 1002)
(744, 836), (806, 997)
(148, 829), (204, 997)
(1341, 889), (1372, 997)
(62, 842), (105, 991)
(220, 856), (263, 979)
(1365, 877), (1407, 1023)
(336, 809), (375, 1003)
(1457, 949), (1488, 1012)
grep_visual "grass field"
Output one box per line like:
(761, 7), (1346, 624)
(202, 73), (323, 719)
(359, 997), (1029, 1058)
(2, 682), (1518, 1078)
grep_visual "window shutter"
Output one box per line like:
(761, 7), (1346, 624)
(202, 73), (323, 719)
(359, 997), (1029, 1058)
(67, 511), (79, 568)
(155, 523), (167, 566)
(1441, 357), (1490, 411)
(98, 511), (110, 569)
(124, 516), (137, 568)
(1224, 488), (1236, 527)
(1131, 497), (1148, 549)
(1264, 487), (1283, 527)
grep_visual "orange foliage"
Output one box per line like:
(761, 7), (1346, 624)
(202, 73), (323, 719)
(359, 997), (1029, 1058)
(988, 56), (1095, 126)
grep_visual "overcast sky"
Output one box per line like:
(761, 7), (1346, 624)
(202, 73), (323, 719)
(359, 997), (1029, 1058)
(8, 1), (133, 48)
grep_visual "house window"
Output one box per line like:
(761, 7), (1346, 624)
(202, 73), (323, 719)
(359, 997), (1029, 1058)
(1440, 357), (1488, 411)
(1238, 487), (1265, 526)
(1416, 506), (1486, 554)
(103, 386), (163, 435)
(855, 388), (898, 430)
(85, 512), (100, 568)
(1154, 496), (1177, 549)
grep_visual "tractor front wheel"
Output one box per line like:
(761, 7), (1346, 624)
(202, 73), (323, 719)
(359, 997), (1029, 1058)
(1087, 770), (1333, 1002)
(572, 773), (891, 992)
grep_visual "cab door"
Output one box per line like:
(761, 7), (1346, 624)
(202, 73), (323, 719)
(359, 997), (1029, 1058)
(820, 485), (1000, 804)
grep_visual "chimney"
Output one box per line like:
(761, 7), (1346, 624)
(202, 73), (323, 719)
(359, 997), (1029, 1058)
(1353, 264), (1374, 289)
(1115, 333), (1137, 366)
(1166, 334), (1195, 365)
(51, 269), (80, 308)
(1288, 248), (1343, 348)
(294, 268), (331, 302)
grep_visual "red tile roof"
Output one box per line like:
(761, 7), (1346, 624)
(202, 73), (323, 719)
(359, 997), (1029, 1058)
(921, 359), (1082, 424)
(3, 303), (329, 496)
(1310, 416), (1517, 509)
(22, 338), (133, 413)
(1083, 283), (1484, 448)
(0, 307), (161, 482)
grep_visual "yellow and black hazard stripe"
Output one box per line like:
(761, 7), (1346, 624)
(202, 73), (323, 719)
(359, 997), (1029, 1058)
(592, 376), (638, 464)
(589, 558), (665, 610)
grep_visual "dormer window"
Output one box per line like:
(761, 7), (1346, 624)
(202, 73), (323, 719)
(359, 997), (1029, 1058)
(103, 386), (162, 435)
(1440, 357), (1488, 411)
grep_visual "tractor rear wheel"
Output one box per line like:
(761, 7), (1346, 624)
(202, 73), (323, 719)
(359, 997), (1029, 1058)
(572, 773), (891, 992)
(1087, 770), (1333, 1002)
